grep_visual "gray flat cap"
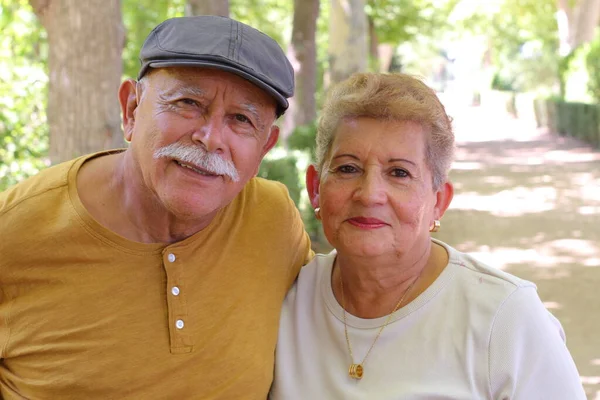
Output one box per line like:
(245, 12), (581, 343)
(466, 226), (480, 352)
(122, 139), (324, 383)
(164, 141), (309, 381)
(138, 16), (294, 116)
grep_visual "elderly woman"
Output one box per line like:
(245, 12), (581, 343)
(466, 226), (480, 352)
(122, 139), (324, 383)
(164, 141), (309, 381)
(270, 73), (585, 399)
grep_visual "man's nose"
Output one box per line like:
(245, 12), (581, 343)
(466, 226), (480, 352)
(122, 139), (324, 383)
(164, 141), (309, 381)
(191, 112), (226, 154)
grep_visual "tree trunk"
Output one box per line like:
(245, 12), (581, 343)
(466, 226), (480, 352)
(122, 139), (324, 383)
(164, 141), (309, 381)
(328, 0), (368, 85)
(368, 16), (378, 70)
(556, 0), (600, 54)
(377, 44), (395, 73)
(282, 0), (320, 139)
(186, 0), (229, 17)
(556, 0), (572, 55)
(572, 0), (600, 47)
(30, 0), (125, 164)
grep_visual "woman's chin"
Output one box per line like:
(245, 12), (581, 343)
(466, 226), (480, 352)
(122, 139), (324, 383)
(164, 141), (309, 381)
(334, 239), (390, 259)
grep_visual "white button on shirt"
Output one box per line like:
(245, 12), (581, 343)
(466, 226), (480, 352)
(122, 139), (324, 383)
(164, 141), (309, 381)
(171, 286), (180, 296)
(175, 320), (184, 329)
(167, 253), (176, 263)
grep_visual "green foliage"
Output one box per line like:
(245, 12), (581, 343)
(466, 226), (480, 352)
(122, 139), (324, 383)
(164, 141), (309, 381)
(122, 0), (186, 79)
(367, 0), (458, 44)
(451, 0), (560, 93)
(0, 0), (49, 191)
(490, 71), (515, 92)
(287, 122), (317, 157)
(585, 32), (600, 103)
(562, 45), (593, 103)
(257, 155), (302, 206)
(230, 0), (292, 47)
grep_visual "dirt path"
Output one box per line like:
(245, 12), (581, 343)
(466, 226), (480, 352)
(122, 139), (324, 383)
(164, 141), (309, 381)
(435, 103), (600, 399)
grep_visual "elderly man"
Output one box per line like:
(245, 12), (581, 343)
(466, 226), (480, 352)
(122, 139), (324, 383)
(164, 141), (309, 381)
(0, 16), (311, 398)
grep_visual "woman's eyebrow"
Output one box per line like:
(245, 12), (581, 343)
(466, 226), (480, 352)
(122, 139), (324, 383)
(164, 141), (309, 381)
(389, 158), (416, 166)
(332, 154), (360, 161)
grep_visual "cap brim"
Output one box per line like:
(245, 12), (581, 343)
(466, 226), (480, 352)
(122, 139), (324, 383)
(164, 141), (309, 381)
(142, 60), (288, 113)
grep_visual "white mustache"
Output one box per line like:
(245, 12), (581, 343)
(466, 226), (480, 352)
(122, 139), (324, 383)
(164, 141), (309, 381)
(153, 142), (240, 182)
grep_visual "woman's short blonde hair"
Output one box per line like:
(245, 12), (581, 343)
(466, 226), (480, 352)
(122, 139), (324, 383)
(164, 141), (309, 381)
(316, 73), (454, 190)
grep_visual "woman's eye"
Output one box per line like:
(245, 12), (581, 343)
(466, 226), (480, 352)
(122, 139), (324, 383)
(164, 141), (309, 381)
(337, 165), (358, 174)
(391, 168), (409, 178)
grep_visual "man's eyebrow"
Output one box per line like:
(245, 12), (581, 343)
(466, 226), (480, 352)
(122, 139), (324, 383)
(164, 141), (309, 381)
(240, 102), (264, 129)
(161, 86), (207, 99)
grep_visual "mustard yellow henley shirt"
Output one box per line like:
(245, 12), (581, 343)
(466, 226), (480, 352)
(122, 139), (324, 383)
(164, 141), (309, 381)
(0, 152), (312, 399)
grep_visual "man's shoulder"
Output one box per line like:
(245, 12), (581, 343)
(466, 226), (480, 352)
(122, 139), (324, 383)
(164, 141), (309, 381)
(241, 177), (294, 207)
(0, 157), (81, 219)
(247, 176), (289, 194)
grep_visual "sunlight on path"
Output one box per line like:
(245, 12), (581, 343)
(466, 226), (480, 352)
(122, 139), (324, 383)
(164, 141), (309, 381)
(435, 99), (600, 399)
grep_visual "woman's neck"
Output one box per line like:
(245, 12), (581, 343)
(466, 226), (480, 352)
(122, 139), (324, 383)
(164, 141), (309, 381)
(332, 241), (448, 319)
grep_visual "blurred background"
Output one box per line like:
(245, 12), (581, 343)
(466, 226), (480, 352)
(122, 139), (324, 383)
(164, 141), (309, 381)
(1, 0), (599, 397)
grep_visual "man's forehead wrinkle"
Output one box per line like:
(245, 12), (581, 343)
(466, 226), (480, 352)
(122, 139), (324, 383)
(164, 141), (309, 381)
(159, 84), (207, 99)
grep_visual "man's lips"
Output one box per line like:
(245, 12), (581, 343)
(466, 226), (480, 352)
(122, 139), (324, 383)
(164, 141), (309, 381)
(173, 160), (219, 177)
(346, 216), (388, 228)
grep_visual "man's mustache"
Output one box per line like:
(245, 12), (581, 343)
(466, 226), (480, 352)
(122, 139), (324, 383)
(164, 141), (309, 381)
(153, 142), (240, 182)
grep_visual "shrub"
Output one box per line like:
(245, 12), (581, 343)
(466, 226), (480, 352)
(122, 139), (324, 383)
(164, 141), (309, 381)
(257, 155), (302, 207)
(586, 32), (600, 103)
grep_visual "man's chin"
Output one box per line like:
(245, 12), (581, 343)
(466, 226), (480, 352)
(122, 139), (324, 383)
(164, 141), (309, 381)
(159, 193), (228, 222)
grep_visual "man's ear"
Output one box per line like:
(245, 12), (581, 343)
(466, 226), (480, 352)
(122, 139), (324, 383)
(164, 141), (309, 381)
(119, 79), (139, 142)
(261, 125), (280, 158)
(306, 164), (320, 209)
(253, 126), (280, 176)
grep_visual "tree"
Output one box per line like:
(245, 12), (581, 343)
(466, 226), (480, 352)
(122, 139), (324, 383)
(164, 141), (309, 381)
(557, 0), (600, 55)
(122, 0), (185, 79)
(186, 0), (229, 16)
(0, 0), (49, 190)
(29, 0), (125, 164)
(328, 0), (368, 85)
(282, 0), (320, 138)
(366, 0), (458, 72)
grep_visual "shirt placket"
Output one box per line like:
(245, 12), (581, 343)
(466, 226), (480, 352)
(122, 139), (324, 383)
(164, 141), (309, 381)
(163, 249), (194, 353)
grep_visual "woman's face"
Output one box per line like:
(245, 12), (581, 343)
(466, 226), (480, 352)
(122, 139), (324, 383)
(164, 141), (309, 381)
(310, 117), (452, 260)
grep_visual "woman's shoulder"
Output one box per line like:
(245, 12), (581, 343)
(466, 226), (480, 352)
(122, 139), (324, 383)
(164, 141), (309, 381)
(297, 250), (336, 283)
(435, 239), (536, 291)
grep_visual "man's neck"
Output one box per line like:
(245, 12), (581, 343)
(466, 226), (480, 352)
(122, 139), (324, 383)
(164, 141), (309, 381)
(77, 151), (216, 244)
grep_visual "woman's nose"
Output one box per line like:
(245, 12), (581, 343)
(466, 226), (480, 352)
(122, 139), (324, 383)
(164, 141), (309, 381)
(353, 170), (387, 205)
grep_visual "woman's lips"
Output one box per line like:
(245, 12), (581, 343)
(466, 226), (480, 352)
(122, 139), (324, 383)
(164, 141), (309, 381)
(346, 217), (388, 229)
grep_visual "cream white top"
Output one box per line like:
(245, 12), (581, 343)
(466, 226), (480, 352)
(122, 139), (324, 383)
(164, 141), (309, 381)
(270, 239), (585, 400)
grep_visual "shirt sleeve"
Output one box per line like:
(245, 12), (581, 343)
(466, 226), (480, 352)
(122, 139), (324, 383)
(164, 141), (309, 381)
(272, 181), (313, 287)
(488, 286), (586, 400)
(0, 287), (9, 359)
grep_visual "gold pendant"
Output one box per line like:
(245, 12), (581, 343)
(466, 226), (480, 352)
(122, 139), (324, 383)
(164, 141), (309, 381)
(349, 363), (364, 379)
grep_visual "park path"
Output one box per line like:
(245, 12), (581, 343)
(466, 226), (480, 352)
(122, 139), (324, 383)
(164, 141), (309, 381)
(435, 99), (600, 399)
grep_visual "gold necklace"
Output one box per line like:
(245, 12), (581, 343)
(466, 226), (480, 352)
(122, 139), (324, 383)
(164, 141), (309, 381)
(339, 265), (420, 380)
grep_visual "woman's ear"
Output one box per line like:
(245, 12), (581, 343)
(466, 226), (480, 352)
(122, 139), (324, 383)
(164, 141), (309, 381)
(434, 181), (454, 220)
(306, 164), (321, 209)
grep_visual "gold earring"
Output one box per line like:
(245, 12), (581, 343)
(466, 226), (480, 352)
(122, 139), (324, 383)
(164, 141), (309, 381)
(429, 220), (440, 232)
(314, 207), (321, 220)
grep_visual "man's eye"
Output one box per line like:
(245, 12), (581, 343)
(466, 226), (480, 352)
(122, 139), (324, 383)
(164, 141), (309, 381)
(234, 114), (251, 124)
(390, 168), (409, 178)
(178, 98), (198, 106)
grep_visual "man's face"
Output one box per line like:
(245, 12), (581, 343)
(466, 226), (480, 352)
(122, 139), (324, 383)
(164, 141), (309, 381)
(123, 67), (279, 223)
